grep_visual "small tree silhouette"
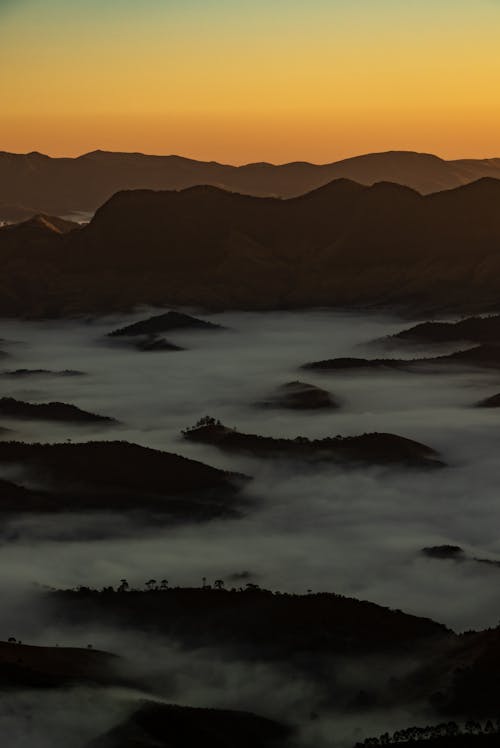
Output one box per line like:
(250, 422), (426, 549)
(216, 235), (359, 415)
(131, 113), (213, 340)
(198, 416), (217, 427)
(214, 579), (225, 590)
(145, 579), (157, 591)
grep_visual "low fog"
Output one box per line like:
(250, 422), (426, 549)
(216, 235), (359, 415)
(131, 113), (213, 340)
(0, 590), (435, 748)
(2, 308), (500, 746)
(0, 309), (499, 631)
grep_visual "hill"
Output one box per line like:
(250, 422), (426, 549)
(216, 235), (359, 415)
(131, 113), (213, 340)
(0, 441), (247, 520)
(0, 640), (120, 688)
(0, 397), (115, 423)
(49, 586), (450, 660)
(87, 700), (291, 748)
(302, 345), (500, 372)
(108, 310), (223, 337)
(386, 315), (500, 345)
(182, 419), (444, 468)
(3, 178), (500, 315)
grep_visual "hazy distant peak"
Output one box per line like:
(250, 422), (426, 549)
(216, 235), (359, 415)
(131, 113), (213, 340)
(25, 214), (80, 234)
(80, 149), (148, 159)
(244, 162), (274, 168)
(3, 149), (500, 220)
(25, 150), (49, 159)
(328, 150), (446, 166)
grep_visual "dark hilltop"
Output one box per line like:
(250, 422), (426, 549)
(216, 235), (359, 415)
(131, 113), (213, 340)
(4, 178), (500, 316)
(182, 418), (444, 468)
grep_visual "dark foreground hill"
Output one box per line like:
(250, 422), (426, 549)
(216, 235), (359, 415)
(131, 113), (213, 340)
(3, 177), (500, 315)
(2, 150), (500, 218)
(182, 419), (443, 468)
(87, 700), (291, 748)
(45, 586), (500, 722)
(48, 586), (450, 660)
(0, 441), (246, 520)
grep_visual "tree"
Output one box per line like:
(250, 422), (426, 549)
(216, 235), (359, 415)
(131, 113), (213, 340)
(145, 579), (157, 591)
(445, 722), (459, 736)
(197, 416), (217, 427)
(485, 720), (495, 734)
(214, 579), (225, 590)
(118, 579), (129, 592)
(160, 579), (168, 590)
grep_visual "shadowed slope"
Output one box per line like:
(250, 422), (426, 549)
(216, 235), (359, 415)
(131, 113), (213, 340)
(387, 315), (500, 345)
(49, 587), (451, 660)
(0, 441), (247, 519)
(3, 178), (500, 315)
(182, 420), (443, 468)
(0, 397), (115, 423)
(0, 640), (120, 688)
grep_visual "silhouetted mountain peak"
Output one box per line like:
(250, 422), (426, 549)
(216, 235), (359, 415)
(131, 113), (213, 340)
(367, 180), (422, 199)
(298, 177), (366, 200)
(449, 176), (500, 194)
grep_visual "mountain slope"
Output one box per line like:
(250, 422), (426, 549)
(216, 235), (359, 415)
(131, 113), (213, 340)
(2, 178), (500, 315)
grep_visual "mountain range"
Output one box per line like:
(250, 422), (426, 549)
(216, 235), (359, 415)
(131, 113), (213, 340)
(2, 177), (500, 316)
(2, 149), (500, 220)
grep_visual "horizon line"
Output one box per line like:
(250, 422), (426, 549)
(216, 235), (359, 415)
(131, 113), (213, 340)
(2, 148), (500, 169)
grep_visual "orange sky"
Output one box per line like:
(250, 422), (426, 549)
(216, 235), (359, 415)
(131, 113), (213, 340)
(1, 0), (500, 163)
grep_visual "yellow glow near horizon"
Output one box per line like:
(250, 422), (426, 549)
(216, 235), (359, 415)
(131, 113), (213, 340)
(1, 0), (500, 162)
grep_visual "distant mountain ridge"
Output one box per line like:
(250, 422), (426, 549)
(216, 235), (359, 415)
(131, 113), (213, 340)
(2, 149), (500, 219)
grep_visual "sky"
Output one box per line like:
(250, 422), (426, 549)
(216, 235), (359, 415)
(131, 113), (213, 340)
(1, 0), (500, 163)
